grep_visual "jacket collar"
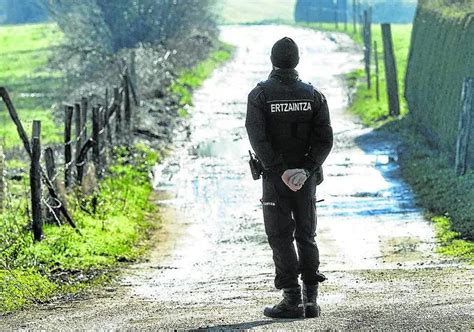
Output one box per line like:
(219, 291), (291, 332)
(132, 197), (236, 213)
(269, 68), (299, 82)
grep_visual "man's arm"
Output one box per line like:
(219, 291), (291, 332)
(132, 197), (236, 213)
(245, 86), (286, 176)
(302, 90), (334, 173)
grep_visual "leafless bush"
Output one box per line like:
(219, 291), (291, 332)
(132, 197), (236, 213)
(42, 0), (218, 94)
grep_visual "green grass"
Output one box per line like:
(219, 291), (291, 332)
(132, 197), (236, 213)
(303, 22), (473, 263)
(0, 269), (58, 311)
(215, 0), (296, 24)
(0, 23), (64, 149)
(303, 22), (412, 126)
(432, 216), (474, 261)
(170, 42), (234, 116)
(0, 145), (160, 312)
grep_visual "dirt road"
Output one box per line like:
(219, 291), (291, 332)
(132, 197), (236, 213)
(2, 25), (473, 330)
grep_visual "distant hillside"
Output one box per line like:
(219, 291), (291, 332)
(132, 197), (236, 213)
(216, 0), (296, 24)
(295, 0), (417, 24)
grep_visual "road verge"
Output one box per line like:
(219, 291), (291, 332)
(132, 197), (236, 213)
(301, 22), (473, 264)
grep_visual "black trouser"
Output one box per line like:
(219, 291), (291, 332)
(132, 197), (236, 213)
(261, 171), (320, 289)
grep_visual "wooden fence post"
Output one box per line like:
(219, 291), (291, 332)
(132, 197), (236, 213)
(64, 104), (74, 188)
(76, 139), (95, 185)
(124, 73), (132, 136)
(114, 87), (122, 144)
(74, 102), (82, 158)
(106, 97), (114, 148)
(0, 87), (79, 232)
(352, 0), (356, 33)
(31, 120), (42, 241)
(99, 106), (107, 171)
(92, 106), (102, 178)
(102, 97), (108, 140)
(105, 88), (109, 112)
(44, 147), (61, 225)
(363, 9), (372, 89)
(381, 23), (400, 117)
(92, 105), (100, 165)
(0, 145), (4, 212)
(80, 97), (88, 145)
(127, 69), (139, 107)
(104, 89), (111, 155)
(130, 50), (138, 98)
(455, 77), (474, 176)
(374, 40), (380, 101)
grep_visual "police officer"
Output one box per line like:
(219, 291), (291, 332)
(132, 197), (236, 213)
(245, 37), (333, 319)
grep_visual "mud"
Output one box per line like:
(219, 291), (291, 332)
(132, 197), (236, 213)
(1, 25), (473, 330)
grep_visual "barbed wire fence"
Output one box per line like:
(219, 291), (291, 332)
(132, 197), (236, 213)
(0, 62), (139, 242)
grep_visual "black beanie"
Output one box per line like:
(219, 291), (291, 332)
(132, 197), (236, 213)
(271, 37), (299, 69)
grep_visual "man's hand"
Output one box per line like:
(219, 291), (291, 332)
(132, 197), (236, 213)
(281, 169), (307, 192)
(290, 169), (308, 187)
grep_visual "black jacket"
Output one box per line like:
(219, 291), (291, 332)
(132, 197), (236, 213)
(245, 68), (333, 176)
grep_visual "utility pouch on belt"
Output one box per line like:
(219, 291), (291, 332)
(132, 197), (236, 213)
(248, 150), (263, 180)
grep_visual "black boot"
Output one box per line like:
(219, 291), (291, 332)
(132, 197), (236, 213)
(303, 283), (321, 318)
(263, 286), (304, 319)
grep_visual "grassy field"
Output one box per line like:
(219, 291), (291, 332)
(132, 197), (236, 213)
(216, 0), (296, 24)
(304, 22), (473, 263)
(0, 23), (64, 149)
